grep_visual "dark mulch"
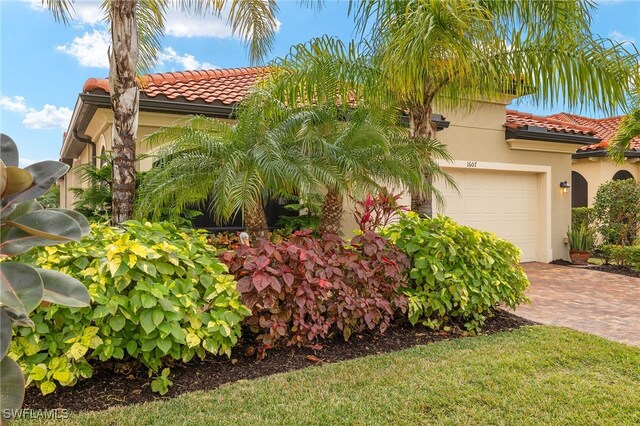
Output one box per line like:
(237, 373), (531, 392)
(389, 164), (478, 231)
(550, 259), (640, 278)
(589, 264), (640, 278)
(23, 310), (534, 413)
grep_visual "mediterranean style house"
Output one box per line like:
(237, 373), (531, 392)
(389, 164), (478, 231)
(60, 66), (625, 263)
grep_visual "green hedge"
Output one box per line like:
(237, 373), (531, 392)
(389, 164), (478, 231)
(10, 221), (248, 395)
(382, 213), (529, 331)
(571, 207), (594, 230)
(596, 244), (640, 270)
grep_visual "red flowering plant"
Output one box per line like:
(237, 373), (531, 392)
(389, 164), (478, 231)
(220, 230), (409, 352)
(353, 190), (408, 232)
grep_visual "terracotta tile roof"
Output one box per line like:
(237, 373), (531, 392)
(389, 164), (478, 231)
(82, 67), (269, 105)
(548, 112), (640, 152)
(505, 110), (596, 135)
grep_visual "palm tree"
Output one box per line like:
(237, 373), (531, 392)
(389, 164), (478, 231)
(44, 0), (281, 225)
(288, 105), (454, 235)
(609, 84), (640, 164)
(135, 92), (324, 239)
(271, 1), (639, 216)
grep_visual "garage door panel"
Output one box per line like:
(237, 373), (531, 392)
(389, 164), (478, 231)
(436, 169), (538, 262)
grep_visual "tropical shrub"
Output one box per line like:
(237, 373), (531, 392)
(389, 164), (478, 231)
(221, 230), (409, 349)
(382, 213), (529, 331)
(567, 223), (595, 251)
(1, 134), (91, 417)
(275, 195), (322, 235)
(11, 221), (248, 395)
(592, 179), (640, 245)
(597, 244), (640, 270)
(353, 190), (408, 232)
(571, 207), (593, 230)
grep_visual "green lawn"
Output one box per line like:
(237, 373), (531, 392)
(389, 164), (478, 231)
(16, 326), (640, 426)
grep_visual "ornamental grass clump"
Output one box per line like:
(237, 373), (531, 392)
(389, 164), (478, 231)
(11, 221), (248, 395)
(382, 213), (529, 332)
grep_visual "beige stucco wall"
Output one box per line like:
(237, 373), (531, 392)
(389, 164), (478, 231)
(438, 102), (573, 261)
(343, 101), (574, 261)
(572, 158), (640, 206)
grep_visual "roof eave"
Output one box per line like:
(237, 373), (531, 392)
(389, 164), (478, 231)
(505, 127), (600, 145)
(572, 149), (640, 159)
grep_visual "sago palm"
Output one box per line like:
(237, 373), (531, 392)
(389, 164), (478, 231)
(43, 0), (282, 225)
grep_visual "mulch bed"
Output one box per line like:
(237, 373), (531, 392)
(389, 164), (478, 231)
(550, 259), (640, 278)
(23, 309), (535, 413)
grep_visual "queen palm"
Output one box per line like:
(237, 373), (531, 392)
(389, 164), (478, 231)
(44, 0), (281, 225)
(271, 1), (639, 216)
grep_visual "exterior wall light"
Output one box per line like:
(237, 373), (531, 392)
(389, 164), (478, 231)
(560, 181), (570, 193)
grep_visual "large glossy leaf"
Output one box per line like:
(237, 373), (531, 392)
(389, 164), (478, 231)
(48, 208), (91, 236)
(3, 167), (33, 197)
(0, 200), (41, 243)
(0, 261), (43, 316)
(38, 268), (91, 307)
(1, 210), (83, 256)
(0, 308), (10, 359)
(2, 305), (34, 328)
(0, 160), (69, 210)
(0, 134), (19, 167)
(0, 356), (25, 415)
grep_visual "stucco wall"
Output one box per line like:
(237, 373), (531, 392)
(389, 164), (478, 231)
(572, 158), (640, 206)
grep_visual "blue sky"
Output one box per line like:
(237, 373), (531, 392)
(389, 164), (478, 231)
(1, 0), (639, 165)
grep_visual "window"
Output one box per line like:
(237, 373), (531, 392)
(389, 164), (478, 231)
(571, 171), (588, 208)
(612, 170), (634, 181)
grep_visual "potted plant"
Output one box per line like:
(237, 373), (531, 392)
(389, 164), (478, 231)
(567, 224), (595, 264)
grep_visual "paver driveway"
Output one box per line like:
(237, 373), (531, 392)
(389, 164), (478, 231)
(512, 263), (640, 347)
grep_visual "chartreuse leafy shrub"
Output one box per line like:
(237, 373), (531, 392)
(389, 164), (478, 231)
(381, 213), (529, 331)
(11, 221), (248, 395)
(221, 230), (409, 348)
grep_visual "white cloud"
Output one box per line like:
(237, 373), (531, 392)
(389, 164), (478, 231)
(56, 29), (216, 71)
(71, 2), (104, 26)
(26, 0), (277, 40)
(23, 105), (73, 129)
(156, 47), (218, 71)
(164, 12), (235, 38)
(0, 96), (29, 114)
(23, 0), (103, 25)
(56, 29), (110, 68)
(608, 30), (636, 46)
(0, 95), (71, 130)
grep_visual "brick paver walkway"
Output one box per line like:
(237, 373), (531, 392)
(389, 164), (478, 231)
(511, 263), (640, 347)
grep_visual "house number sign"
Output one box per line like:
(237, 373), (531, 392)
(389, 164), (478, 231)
(466, 161), (478, 168)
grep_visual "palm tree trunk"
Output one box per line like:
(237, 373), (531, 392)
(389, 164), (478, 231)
(109, 0), (139, 226)
(409, 103), (437, 218)
(244, 201), (268, 240)
(319, 187), (343, 236)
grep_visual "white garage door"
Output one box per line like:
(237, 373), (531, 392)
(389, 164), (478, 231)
(436, 168), (538, 262)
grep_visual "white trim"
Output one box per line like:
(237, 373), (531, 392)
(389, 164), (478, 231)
(435, 160), (552, 263)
